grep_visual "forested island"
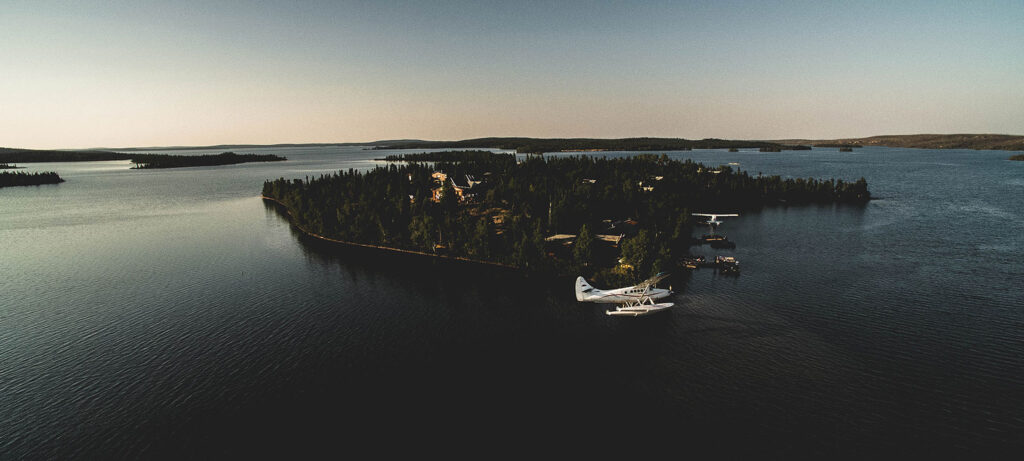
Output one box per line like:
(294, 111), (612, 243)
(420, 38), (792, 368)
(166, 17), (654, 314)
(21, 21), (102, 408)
(263, 152), (869, 282)
(0, 171), (64, 188)
(1, 148), (285, 168)
(1010, 154), (1024, 161)
(130, 152), (286, 169)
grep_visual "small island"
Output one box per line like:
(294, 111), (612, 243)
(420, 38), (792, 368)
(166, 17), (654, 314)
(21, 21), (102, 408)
(263, 151), (869, 283)
(1, 163), (24, 169)
(1, 171), (65, 188)
(130, 152), (287, 169)
(1010, 154), (1024, 161)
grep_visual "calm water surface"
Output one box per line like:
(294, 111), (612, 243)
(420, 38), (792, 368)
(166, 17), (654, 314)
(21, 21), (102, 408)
(2, 147), (1022, 457)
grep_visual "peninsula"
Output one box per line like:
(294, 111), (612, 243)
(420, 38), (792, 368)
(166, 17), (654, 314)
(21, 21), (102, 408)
(0, 171), (64, 188)
(129, 152), (286, 169)
(0, 148), (285, 169)
(263, 151), (869, 282)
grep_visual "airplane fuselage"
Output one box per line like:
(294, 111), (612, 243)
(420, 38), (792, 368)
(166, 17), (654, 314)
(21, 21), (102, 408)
(575, 276), (672, 303)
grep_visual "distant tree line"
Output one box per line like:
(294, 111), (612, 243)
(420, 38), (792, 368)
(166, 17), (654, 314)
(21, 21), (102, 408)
(378, 150), (497, 162)
(813, 143), (863, 148)
(262, 152), (870, 280)
(0, 171), (64, 187)
(130, 152), (286, 169)
(0, 148), (129, 163)
(372, 137), (803, 153)
(0, 148), (286, 169)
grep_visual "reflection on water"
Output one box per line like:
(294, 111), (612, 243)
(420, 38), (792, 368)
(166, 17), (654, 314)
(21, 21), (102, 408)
(1, 146), (1022, 456)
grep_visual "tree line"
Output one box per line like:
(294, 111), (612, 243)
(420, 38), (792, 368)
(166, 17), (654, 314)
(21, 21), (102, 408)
(0, 148), (286, 169)
(0, 171), (64, 187)
(378, 150), (499, 162)
(130, 152), (286, 169)
(371, 137), (813, 153)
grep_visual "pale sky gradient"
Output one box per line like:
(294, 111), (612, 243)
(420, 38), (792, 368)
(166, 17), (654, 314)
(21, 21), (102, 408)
(2, 0), (1022, 149)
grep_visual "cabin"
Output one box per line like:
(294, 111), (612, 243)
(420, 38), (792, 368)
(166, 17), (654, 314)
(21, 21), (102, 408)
(431, 174), (482, 202)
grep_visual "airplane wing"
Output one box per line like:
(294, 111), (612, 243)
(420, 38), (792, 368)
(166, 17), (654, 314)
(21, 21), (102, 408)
(692, 213), (713, 217)
(637, 272), (671, 289)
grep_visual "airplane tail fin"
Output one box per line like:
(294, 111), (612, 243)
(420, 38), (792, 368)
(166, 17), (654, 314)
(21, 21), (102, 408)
(575, 276), (594, 302)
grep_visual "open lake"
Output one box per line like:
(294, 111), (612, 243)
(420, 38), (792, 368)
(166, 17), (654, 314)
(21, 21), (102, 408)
(2, 146), (1022, 457)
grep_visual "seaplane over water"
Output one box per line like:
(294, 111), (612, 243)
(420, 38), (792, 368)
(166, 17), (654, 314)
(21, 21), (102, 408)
(693, 213), (739, 229)
(575, 272), (674, 317)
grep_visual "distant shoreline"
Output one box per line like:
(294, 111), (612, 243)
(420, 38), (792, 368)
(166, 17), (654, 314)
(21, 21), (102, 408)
(772, 134), (1024, 152)
(8, 133), (1024, 156)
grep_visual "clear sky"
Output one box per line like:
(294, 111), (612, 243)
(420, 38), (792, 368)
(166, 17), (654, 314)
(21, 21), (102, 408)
(2, 0), (1022, 149)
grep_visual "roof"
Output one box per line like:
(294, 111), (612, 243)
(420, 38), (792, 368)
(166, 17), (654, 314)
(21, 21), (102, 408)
(451, 176), (473, 189)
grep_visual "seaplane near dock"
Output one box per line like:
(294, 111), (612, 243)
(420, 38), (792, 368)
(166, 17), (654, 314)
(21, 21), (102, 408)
(693, 213), (739, 229)
(575, 272), (674, 317)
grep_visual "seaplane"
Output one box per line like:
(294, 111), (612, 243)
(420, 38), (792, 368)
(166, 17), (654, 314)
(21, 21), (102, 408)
(693, 213), (739, 229)
(575, 272), (674, 317)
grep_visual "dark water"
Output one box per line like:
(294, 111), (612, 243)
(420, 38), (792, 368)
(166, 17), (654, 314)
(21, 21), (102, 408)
(2, 147), (1022, 457)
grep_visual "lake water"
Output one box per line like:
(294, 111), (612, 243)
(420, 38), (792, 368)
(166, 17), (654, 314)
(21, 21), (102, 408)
(2, 146), (1022, 457)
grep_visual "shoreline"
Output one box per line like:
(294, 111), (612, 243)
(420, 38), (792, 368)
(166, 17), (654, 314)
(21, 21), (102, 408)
(260, 195), (517, 269)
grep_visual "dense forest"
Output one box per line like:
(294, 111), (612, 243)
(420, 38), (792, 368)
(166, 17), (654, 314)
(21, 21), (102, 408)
(371, 137), (809, 153)
(130, 152), (286, 169)
(263, 152), (869, 281)
(0, 171), (64, 187)
(379, 150), (502, 162)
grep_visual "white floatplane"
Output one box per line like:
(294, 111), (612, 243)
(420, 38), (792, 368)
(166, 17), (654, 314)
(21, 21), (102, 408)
(575, 272), (674, 317)
(692, 213), (739, 229)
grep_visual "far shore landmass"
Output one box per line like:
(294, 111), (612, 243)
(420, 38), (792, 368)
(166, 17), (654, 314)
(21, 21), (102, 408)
(5, 134), (1024, 161)
(0, 149), (285, 168)
(774, 134), (1024, 152)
